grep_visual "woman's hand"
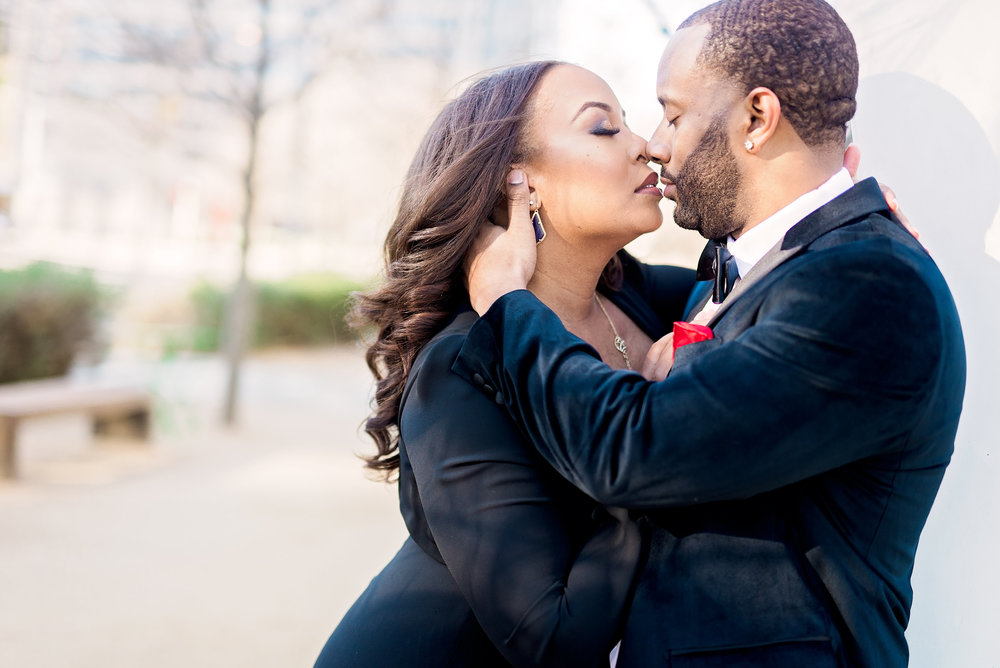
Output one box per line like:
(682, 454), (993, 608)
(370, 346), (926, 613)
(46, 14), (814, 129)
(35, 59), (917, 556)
(641, 333), (674, 381)
(642, 310), (716, 381)
(880, 184), (920, 241)
(464, 170), (538, 315)
(843, 144), (920, 242)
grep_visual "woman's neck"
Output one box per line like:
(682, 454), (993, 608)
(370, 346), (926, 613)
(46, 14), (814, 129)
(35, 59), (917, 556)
(527, 240), (611, 330)
(526, 237), (650, 372)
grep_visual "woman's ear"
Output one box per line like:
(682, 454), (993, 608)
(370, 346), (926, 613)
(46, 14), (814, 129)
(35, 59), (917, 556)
(527, 186), (541, 210)
(742, 87), (780, 153)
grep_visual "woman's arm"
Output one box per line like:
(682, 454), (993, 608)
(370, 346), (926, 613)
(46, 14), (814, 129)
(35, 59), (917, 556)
(400, 329), (643, 667)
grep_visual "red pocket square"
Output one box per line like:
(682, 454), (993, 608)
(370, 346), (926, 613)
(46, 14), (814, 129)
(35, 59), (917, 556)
(673, 321), (714, 351)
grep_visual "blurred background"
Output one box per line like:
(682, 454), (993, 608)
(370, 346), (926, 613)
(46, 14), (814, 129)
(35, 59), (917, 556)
(0, 1), (996, 666)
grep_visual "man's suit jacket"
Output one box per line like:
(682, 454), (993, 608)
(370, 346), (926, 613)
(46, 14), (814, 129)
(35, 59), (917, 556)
(318, 259), (696, 668)
(453, 178), (966, 667)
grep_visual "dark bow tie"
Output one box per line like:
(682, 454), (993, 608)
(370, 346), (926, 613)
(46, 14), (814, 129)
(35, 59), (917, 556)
(695, 239), (740, 304)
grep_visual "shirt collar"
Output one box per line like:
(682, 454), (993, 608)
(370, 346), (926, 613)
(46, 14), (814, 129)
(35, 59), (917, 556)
(727, 168), (854, 278)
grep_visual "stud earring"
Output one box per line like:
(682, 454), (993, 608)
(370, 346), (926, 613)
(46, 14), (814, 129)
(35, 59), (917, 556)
(744, 140), (754, 152)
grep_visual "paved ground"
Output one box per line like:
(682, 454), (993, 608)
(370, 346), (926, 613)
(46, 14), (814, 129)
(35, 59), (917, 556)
(3, 345), (996, 667)
(0, 347), (407, 668)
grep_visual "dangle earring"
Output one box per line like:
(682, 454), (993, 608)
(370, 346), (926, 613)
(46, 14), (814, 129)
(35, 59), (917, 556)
(529, 200), (546, 243)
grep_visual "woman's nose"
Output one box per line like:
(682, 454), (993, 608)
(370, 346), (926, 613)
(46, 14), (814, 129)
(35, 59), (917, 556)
(630, 131), (651, 163)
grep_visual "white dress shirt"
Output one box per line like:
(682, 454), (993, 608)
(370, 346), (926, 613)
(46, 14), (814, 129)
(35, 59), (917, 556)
(693, 168), (855, 322)
(727, 167), (855, 278)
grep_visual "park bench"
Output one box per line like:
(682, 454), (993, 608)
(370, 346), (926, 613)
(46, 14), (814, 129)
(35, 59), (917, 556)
(0, 378), (151, 479)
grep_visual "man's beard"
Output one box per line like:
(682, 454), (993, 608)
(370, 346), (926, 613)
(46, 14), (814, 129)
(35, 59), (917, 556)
(665, 114), (745, 240)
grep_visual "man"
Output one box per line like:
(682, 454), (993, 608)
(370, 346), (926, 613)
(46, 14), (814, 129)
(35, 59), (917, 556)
(458, 0), (965, 665)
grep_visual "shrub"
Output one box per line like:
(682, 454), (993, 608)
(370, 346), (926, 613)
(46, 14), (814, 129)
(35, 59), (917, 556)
(0, 262), (105, 383)
(189, 274), (366, 351)
(189, 281), (226, 352)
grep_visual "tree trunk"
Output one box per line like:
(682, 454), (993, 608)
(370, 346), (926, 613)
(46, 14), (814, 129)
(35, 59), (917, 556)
(220, 0), (270, 426)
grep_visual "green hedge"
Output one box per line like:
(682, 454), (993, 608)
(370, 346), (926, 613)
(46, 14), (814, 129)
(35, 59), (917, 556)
(189, 274), (367, 352)
(0, 263), (105, 383)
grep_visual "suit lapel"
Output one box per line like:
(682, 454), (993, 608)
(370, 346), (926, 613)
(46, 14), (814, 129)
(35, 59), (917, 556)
(684, 281), (714, 321)
(707, 178), (890, 326)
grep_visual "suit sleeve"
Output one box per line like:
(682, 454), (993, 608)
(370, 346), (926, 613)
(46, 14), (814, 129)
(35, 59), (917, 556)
(453, 241), (945, 508)
(400, 333), (643, 667)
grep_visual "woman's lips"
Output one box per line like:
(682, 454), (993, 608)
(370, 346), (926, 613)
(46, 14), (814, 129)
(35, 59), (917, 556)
(635, 172), (663, 197)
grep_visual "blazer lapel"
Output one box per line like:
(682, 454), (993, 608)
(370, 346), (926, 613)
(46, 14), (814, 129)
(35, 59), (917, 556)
(707, 178), (890, 326)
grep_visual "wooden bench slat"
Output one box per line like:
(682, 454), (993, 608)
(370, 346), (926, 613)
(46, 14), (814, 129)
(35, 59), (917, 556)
(0, 378), (153, 479)
(0, 381), (150, 419)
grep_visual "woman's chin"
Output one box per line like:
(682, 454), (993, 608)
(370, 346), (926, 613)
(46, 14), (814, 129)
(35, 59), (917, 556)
(618, 225), (662, 249)
(637, 215), (665, 235)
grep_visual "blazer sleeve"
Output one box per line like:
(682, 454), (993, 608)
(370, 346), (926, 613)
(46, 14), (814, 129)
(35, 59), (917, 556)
(399, 331), (644, 667)
(452, 240), (954, 508)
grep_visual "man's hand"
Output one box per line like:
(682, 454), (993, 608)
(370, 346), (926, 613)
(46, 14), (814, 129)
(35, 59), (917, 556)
(464, 169), (538, 315)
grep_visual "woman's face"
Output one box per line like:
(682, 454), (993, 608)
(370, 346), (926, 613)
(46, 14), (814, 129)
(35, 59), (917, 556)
(524, 65), (663, 250)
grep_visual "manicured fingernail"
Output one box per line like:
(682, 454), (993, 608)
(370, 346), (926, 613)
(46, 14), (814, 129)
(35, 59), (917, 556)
(508, 169), (524, 185)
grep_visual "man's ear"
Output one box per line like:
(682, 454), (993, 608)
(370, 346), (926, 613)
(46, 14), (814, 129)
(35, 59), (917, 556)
(742, 87), (780, 153)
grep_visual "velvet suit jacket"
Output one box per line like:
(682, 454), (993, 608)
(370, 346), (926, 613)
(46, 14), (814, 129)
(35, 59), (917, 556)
(453, 179), (966, 667)
(317, 257), (696, 667)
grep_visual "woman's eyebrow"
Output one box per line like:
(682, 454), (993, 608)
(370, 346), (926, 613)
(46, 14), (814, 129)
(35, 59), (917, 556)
(572, 101), (613, 121)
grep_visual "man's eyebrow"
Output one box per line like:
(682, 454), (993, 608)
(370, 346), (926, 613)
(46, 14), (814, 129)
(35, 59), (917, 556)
(572, 101), (614, 121)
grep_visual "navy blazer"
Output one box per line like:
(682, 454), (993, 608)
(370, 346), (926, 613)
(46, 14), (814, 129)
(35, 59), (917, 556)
(453, 179), (966, 667)
(316, 257), (696, 667)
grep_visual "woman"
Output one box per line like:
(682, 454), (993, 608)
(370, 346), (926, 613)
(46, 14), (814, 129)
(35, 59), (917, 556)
(314, 61), (696, 667)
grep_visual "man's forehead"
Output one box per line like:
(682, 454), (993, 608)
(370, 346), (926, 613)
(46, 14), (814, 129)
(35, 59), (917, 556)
(656, 24), (710, 100)
(656, 24), (741, 109)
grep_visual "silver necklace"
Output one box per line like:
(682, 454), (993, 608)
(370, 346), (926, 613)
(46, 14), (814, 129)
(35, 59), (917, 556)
(595, 294), (631, 370)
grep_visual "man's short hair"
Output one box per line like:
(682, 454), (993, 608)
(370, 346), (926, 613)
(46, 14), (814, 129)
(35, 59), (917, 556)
(679, 0), (858, 147)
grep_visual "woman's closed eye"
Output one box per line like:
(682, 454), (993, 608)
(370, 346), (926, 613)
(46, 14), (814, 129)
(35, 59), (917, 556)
(591, 124), (621, 137)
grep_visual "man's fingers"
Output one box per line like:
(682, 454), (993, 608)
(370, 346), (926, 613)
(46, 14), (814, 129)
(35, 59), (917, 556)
(507, 169), (536, 243)
(462, 222), (503, 282)
(507, 169), (529, 218)
(843, 143), (861, 181)
(462, 170), (539, 314)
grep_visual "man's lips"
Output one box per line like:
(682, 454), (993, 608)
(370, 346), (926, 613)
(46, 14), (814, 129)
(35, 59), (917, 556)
(660, 174), (677, 199)
(635, 172), (663, 196)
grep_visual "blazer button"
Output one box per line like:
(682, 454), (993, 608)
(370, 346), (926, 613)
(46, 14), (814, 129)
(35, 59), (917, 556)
(472, 373), (485, 387)
(483, 383), (495, 394)
(494, 391), (504, 404)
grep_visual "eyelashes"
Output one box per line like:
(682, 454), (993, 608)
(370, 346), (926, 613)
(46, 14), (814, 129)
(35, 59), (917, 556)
(591, 126), (621, 137)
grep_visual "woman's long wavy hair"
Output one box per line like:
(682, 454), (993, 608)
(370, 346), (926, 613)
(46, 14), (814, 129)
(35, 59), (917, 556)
(352, 61), (621, 479)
